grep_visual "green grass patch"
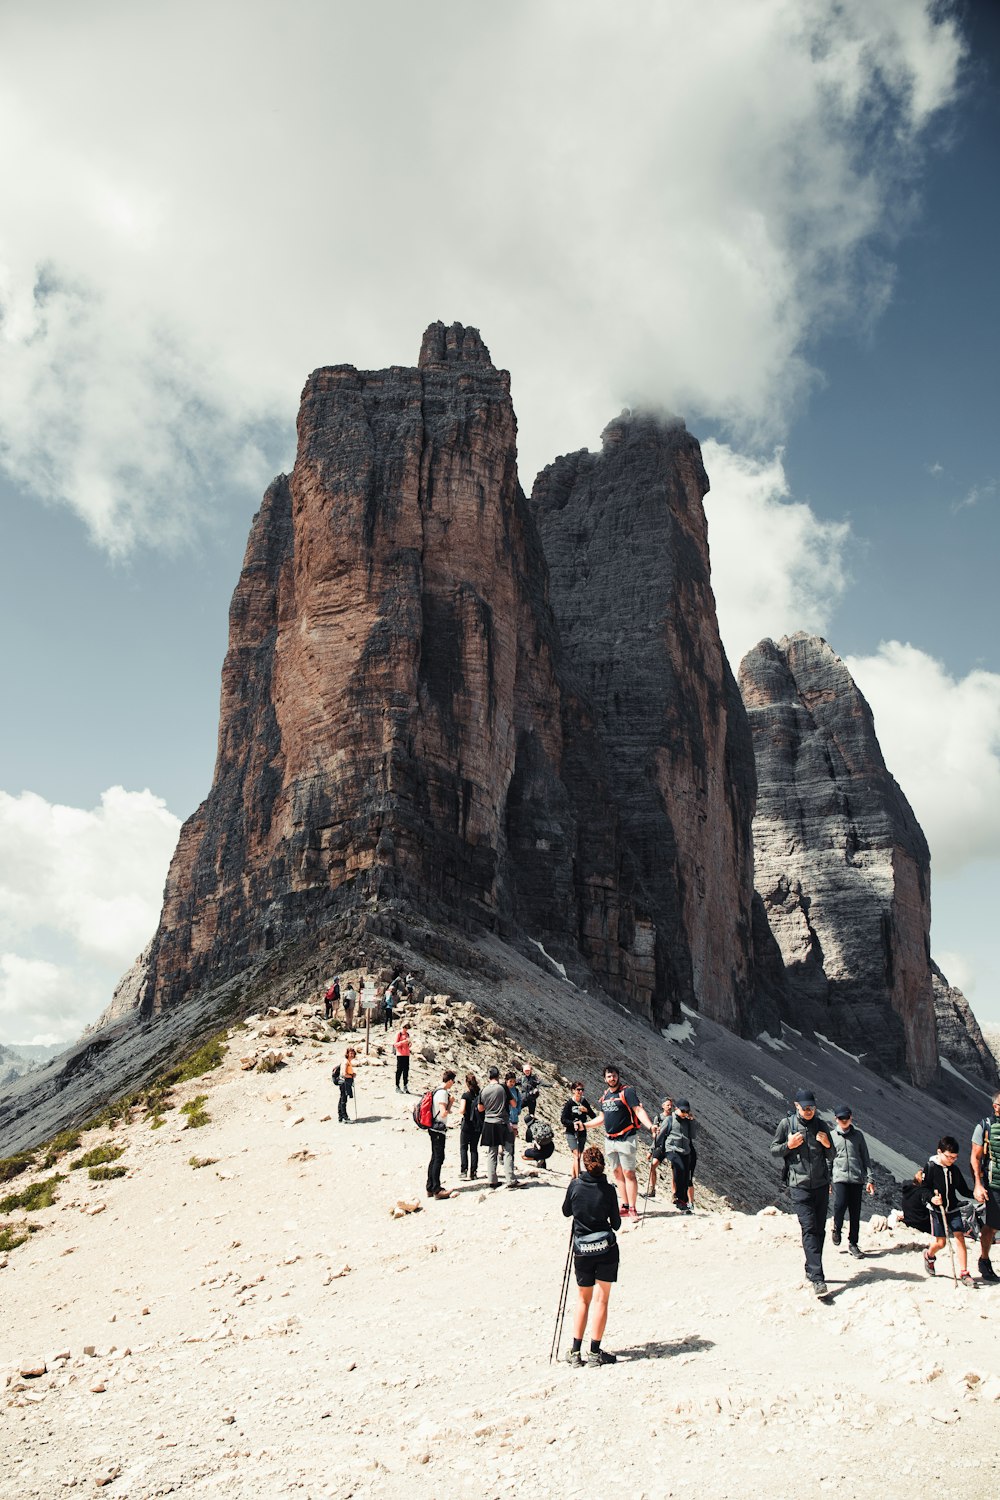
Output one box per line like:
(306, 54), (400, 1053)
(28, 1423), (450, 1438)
(188, 1155), (217, 1169)
(41, 1128), (83, 1168)
(156, 1034), (228, 1090)
(180, 1095), (210, 1129)
(0, 1221), (40, 1252)
(149, 1113), (167, 1130)
(81, 1091), (144, 1132)
(70, 1144), (125, 1171)
(0, 1151), (36, 1185)
(88, 1164), (128, 1181)
(0, 1174), (64, 1214)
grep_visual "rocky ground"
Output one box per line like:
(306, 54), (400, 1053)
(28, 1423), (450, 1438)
(2, 988), (999, 1499)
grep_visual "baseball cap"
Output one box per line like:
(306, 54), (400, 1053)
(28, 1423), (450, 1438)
(794, 1088), (817, 1105)
(834, 1105), (852, 1119)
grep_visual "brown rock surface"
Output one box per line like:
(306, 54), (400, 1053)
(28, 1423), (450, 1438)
(139, 325), (657, 1018)
(740, 633), (938, 1084)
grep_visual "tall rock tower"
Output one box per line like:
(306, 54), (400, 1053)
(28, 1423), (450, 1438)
(532, 414), (759, 1032)
(739, 632), (939, 1084)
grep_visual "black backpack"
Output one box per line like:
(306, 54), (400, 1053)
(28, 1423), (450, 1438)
(331, 1064), (341, 1085)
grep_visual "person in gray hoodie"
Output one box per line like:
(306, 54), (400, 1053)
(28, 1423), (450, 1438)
(830, 1106), (875, 1257)
(770, 1088), (835, 1296)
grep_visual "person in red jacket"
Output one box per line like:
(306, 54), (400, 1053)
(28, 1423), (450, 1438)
(393, 1025), (411, 1093)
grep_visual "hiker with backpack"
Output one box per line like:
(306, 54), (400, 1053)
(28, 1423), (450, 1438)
(899, 1168), (931, 1234)
(561, 1144), (621, 1367)
(458, 1071), (483, 1180)
(336, 1046), (358, 1123)
(830, 1105), (875, 1258)
(342, 981), (357, 1031)
(393, 1024), (411, 1092)
(324, 977), (340, 1021)
(382, 981), (397, 1033)
(644, 1095), (674, 1199)
(517, 1062), (542, 1141)
(654, 1098), (696, 1212)
(584, 1065), (655, 1220)
(971, 1091), (1000, 1284)
(561, 1082), (596, 1178)
(421, 1068), (456, 1200)
(770, 1089), (835, 1297)
(922, 1135), (974, 1283)
(522, 1118), (555, 1168)
(479, 1065), (516, 1189)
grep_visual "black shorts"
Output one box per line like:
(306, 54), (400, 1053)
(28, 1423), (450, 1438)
(574, 1246), (619, 1288)
(929, 1206), (964, 1238)
(984, 1186), (1000, 1231)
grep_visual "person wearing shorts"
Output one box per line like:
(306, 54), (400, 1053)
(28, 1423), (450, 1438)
(921, 1136), (974, 1284)
(561, 1145), (622, 1367)
(584, 1065), (654, 1220)
(971, 1092), (1000, 1284)
(561, 1082), (596, 1178)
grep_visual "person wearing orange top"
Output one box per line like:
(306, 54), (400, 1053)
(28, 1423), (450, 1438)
(338, 1046), (357, 1123)
(393, 1026), (411, 1092)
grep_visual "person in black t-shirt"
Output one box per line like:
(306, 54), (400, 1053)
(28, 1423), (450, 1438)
(562, 1145), (622, 1368)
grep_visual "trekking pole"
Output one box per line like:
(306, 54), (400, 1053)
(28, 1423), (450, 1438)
(353, 1082), (359, 1122)
(549, 1228), (574, 1365)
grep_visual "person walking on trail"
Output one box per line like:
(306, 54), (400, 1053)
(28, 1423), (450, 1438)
(382, 982), (397, 1033)
(337, 1046), (358, 1123)
(458, 1072), (482, 1180)
(830, 1106), (875, 1258)
(645, 1096), (674, 1200)
(657, 1098), (696, 1212)
(503, 1071), (524, 1188)
(922, 1136), (974, 1283)
(561, 1082), (596, 1178)
(426, 1069), (456, 1200)
(393, 1025), (411, 1092)
(971, 1091), (1000, 1284)
(480, 1066), (515, 1189)
(584, 1065), (655, 1220)
(324, 978), (340, 1021)
(562, 1145), (622, 1368)
(517, 1062), (541, 1141)
(342, 981), (357, 1031)
(770, 1088), (835, 1297)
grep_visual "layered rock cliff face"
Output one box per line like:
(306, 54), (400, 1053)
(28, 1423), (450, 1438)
(932, 961), (1000, 1086)
(141, 325), (663, 1019)
(740, 633), (939, 1085)
(532, 415), (759, 1032)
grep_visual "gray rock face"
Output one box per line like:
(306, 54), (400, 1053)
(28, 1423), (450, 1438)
(532, 414), (760, 1033)
(932, 961), (1000, 1086)
(740, 633), (938, 1085)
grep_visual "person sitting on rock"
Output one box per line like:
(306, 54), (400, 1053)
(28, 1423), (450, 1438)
(922, 1136), (974, 1283)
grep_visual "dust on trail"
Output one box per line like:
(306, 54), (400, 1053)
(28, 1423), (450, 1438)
(2, 995), (999, 1499)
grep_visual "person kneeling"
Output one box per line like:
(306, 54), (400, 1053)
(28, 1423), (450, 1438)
(561, 1145), (621, 1368)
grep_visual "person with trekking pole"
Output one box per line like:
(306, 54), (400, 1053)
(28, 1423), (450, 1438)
(921, 1135), (974, 1285)
(970, 1090), (1000, 1284)
(770, 1088), (835, 1297)
(561, 1145), (622, 1367)
(549, 1225), (575, 1366)
(656, 1098), (696, 1213)
(584, 1065), (655, 1220)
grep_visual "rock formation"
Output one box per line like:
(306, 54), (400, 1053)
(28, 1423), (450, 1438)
(532, 414), (760, 1032)
(932, 961), (999, 1086)
(740, 633), (939, 1085)
(139, 325), (663, 1021)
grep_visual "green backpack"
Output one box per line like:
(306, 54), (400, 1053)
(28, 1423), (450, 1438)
(980, 1117), (1000, 1190)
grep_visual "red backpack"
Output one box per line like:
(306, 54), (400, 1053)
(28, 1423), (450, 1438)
(413, 1088), (436, 1130)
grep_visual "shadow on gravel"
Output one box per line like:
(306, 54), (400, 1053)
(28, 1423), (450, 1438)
(617, 1336), (715, 1362)
(351, 1114), (392, 1124)
(824, 1267), (925, 1299)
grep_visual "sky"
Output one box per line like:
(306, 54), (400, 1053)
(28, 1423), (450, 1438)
(1, 0), (998, 1043)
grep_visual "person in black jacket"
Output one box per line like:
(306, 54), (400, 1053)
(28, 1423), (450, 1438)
(560, 1082), (596, 1178)
(770, 1088), (834, 1296)
(561, 1145), (622, 1368)
(921, 1136), (974, 1283)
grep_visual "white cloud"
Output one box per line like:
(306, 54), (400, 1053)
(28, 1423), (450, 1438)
(703, 440), (851, 665)
(0, 787), (180, 1042)
(0, 0), (963, 549)
(846, 643), (1000, 878)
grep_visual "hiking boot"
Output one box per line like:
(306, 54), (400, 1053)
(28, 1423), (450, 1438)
(587, 1348), (617, 1367)
(978, 1258), (999, 1284)
(565, 1347), (584, 1369)
(459, 1170), (468, 1180)
(812, 1280), (829, 1298)
(831, 1228), (842, 1247)
(641, 1188), (656, 1200)
(923, 1251), (936, 1277)
(848, 1243), (865, 1260)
